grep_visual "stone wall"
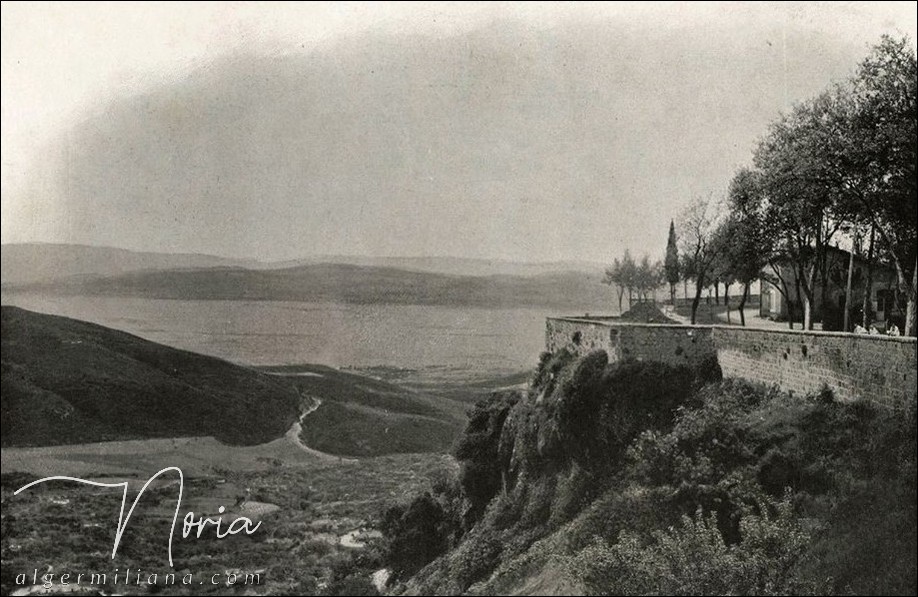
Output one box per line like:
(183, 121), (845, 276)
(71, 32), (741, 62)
(546, 317), (716, 368)
(714, 327), (917, 407)
(546, 317), (917, 407)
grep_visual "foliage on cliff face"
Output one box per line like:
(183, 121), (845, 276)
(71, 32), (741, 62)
(381, 350), (916, 596)
(382, 350), (713, 591)
(569, 499), (817, 596)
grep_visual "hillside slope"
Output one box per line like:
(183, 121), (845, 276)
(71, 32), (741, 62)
(1, 307), (479, 455)
(1, 306), (301, 447)
(261, 364), (476, 457)
(381, 349), (917, 596)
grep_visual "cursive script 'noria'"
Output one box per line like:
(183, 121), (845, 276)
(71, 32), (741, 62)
(14, 466), (261, 567)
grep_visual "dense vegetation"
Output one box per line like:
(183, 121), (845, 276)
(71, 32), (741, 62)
(381, 349), (917, 595)
(1, 453), (454, 596)
(1, 306), (301, 446)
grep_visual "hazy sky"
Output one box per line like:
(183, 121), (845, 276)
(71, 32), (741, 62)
(2, 2), (916, 262)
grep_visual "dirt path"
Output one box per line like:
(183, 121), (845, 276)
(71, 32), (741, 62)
(662, 304), (692, 325)
(714, 307), (806, 330)
(286, 397), (357, 463)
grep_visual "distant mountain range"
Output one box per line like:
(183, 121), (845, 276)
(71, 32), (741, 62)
(2, 243), (615, 310)
(1, 243), (606, 283)
(269, 255), (608, 277)
(0, 243), (255, 285)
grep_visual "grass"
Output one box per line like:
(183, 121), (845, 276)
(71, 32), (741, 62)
(262, 364), (466, 420)
(261, 363), (532, 458)
(298, 401), (461, 457)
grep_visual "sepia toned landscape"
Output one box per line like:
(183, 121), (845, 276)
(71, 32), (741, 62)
(2, 3), (916, 596)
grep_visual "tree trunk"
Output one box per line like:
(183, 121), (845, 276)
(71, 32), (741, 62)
(670, 284), (676, 306)
(805, 266), (818, 331)
(691, 278), (704, 325)
(803, 295), (813, 330)
(907, 256), (917, 337)
(843, 239), (856, 332)
(724, 282), (731, 324)
(857, 218), (917, 336)
(770, 262), (795, 330)
(907, 296), (917, 337)
(861, 225), (876, 328)
(714, 280), (720, 305)
(795, 262), (817, 331)
(793, 269), (804, 329)
(738, 281), (750, 326)
(819, 244), (830, 328)
(801, 268), (814, 330)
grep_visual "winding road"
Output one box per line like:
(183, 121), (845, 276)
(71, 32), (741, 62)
(285, 397), (357, 463)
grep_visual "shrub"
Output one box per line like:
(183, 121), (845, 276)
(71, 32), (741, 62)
(448, 527), (504, 592)
(568, 497), (818, 596)
(454, 392), (518, 519)
(381, 492), (454, 581)
(324, 574), (379, 596)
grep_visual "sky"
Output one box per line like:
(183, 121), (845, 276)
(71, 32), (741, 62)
(2, 2), (916, 263)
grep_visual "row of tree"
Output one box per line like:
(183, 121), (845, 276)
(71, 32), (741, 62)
(606, 211), (758, 324)
(602, 251), (664, 313)
(670, 36), (916, 334)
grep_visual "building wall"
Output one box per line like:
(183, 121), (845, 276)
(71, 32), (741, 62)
(546, 317), (917, 407)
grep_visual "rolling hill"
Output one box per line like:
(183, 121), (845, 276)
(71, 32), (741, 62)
(0, 306), (303, 447)
(259, 363), (492, 457)
(0, 307), (484, 455)
(6, 262), (612, 310)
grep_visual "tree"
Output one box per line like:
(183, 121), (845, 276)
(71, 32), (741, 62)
(709, 227), (736, 322)
(604, 250), (638, 313)
(843, 36), (917, 335)
(603, 258), (626, 313)
(634, 255), (664, 302)
(621, 251), (638, 306)
(754, 89), (850, 330)
(680, 252), (695, 300)
(664, 220), (680, 305)
(721, 168), (771, 326)
(740, 36), (916, 335)
(678, 196), (725, 324)
(382, 492), (452, 580)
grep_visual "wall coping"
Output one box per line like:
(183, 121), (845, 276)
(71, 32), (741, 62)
(547, 316), (918, 345)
